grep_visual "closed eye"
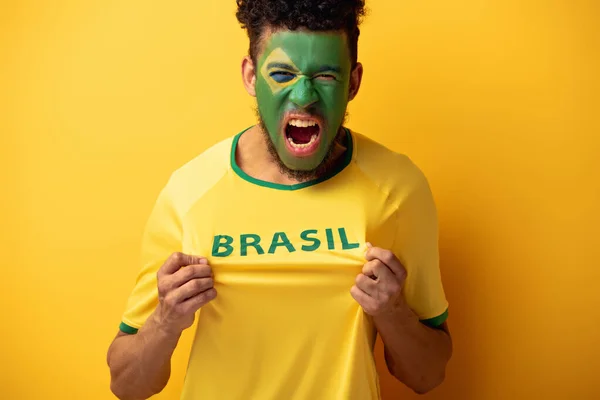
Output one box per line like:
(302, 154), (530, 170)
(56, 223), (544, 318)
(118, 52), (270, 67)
(314, 74), (337, 81)
(269, 71), (296, 83)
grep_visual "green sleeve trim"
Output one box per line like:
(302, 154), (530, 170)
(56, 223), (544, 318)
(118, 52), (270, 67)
(420, 308), (449, 328)
(119, 322), (139, 334)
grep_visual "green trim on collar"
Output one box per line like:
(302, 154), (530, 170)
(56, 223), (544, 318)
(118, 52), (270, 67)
(230, 127), (353, 191)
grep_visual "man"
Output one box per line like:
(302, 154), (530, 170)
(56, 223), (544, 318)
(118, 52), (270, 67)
(107, 1), (452, 399)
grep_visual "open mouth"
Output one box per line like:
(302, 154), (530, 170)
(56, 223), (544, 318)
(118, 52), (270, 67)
(284, 117), (322, 155)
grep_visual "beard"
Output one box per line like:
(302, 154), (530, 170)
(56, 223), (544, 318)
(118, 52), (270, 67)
(256, 108), (349, 181)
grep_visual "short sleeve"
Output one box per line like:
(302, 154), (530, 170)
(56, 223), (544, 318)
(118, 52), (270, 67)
(392, 172), (449, 328)
(119, 183), (183, 334)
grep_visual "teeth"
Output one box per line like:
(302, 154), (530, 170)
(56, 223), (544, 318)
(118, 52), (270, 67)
(288, 133), (318, 149)
(288, 119), (317, 128)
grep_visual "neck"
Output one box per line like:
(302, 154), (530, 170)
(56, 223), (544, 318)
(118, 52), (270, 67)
(236, 125), (347, 186)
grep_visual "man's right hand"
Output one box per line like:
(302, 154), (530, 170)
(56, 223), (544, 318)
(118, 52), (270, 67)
(108, 252), (215, 399)
(153, 252), (216, 335)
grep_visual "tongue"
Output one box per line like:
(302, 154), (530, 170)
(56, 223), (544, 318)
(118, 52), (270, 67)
(287, 125), (318, 144)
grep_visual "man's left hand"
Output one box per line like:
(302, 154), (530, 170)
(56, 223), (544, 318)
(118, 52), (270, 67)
(351, 243), (408, 316)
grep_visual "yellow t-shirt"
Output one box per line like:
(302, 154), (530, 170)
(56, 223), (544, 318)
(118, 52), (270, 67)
(119, 128), (448, 400)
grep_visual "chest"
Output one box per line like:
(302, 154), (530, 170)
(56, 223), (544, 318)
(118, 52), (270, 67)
(181, 177), (397, 276)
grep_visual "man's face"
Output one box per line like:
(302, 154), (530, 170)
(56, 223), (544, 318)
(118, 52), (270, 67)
(254, 30), (352, 173)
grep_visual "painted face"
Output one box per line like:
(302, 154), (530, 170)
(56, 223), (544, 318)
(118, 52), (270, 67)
(255, 30), (352, 171)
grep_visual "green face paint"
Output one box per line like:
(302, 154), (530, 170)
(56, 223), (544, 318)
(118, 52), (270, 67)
(255, 31), (352, 172)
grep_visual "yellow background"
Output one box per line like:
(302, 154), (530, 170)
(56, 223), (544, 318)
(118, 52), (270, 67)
(2, 0), (599, 399)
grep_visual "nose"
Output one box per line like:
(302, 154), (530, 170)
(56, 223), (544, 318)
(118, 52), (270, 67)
(289, 77), (319, 108)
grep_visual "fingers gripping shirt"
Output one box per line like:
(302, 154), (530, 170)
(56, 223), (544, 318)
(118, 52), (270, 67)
(119, 128), (449, 400)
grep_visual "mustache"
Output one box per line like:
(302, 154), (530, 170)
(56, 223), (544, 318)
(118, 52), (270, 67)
(282, 108), (325, 124)
(252, 106), (350, 134)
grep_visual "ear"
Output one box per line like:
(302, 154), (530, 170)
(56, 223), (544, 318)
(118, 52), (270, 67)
(348, 62), (363, 101)
(242, 55), (257, 97)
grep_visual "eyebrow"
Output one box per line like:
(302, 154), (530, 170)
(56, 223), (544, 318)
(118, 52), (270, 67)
(266, 62), (341, 74)
(316, 65), (342, 73)
(266, 62), (298, 71)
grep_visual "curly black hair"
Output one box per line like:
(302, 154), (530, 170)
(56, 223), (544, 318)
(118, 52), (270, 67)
(236, 0), (366, 67)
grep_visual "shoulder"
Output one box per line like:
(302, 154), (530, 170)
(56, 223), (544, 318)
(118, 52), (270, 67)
(160, 133), (236, 216)
(350, 130), (430, 201)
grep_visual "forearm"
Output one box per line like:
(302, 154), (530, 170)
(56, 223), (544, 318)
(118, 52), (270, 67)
(107, 310), (182, 400)
(374, 305), (452, 394)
